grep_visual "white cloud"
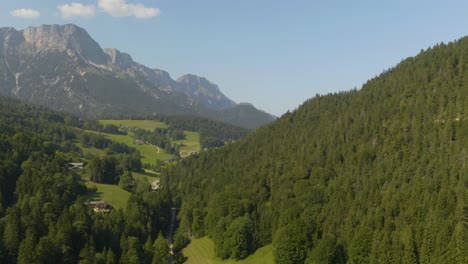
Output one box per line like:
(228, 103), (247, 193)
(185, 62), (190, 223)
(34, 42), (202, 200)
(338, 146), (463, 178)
(11, 8), (40, 19)
(58, 3), (96, 19)
(98, 0), (160, 19)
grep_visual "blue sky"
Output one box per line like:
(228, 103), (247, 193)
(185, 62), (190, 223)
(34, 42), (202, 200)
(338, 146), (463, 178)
(1, 1), (468, 116)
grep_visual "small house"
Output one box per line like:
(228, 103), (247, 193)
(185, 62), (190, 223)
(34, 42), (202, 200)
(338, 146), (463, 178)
(68, 162), (84, 170)
(134, 139), (145, 145)
(151, 180), (161, 191)
(89, 200), (112, 212)
(162, 157), (174, 163)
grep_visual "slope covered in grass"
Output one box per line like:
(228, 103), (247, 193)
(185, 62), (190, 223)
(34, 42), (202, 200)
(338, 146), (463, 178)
(184, 237), (273, 264)
(85, 182), (131, 210)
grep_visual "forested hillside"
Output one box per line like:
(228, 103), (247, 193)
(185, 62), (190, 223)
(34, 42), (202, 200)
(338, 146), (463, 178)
(0, 97), (176, 264)
(167, 39), (468, 263)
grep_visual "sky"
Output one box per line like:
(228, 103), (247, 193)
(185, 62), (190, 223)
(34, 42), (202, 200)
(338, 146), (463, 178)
(1, 1), (468, 116)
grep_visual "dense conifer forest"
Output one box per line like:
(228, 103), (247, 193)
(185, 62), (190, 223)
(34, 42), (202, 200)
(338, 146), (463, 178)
(166, 39), (468, 263)
(0, 97), (176, 264)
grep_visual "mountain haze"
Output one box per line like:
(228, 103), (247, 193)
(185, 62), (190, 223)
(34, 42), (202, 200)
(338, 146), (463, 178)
(0, 24), (275, 128)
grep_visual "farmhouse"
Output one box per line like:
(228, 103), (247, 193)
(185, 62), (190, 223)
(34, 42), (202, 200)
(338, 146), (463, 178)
(134, 139), (145, 145)
(151, 179), (161, 191)
(68, 162), (84, 170)
(162, 157), (174, 163)
(89, 200), (112, 212)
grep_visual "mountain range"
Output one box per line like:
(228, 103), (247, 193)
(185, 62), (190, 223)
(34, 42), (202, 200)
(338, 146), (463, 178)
(0, 24), (275, 128)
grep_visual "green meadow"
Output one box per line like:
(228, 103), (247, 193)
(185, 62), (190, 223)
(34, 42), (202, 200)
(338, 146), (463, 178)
(98, 119), (201, 161)
(84, 182), (131, 210)
(99, 132), (171, 164)
(84, 169), (158, 211)
(133, 169), (158, 183)
(100, 119), (168, 130)
(183, 237), (274, 264)
(178, 131), (200, 153)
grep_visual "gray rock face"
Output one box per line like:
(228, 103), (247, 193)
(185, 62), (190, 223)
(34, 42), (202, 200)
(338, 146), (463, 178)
(0, 24), (275, 128)
(22, 24), (108, 64)
(104, 48), (134, 68)
(176, 74), (236, 110)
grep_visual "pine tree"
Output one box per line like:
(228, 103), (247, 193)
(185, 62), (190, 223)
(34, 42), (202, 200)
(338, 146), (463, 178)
(17, 228), (36, 264)
(119, 170), (135, 192)
(106, 248), (116, 264)
(143, 235), (154, 264)
(223, 215), (253, 260)
(78, 242), (96, 264)
(2, 208), (21, 262)
(120, 236), (141, 264)
(152, 232), (169, 264)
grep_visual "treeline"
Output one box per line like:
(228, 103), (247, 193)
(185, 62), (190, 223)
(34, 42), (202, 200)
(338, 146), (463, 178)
(80, 132), (137, 155)
(160, 115), (250, 146)
(0, 96), (177, 263)
(166, 38), (468, 263)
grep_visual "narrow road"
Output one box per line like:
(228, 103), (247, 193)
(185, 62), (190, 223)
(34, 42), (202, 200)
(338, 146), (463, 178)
(168, 208), (177, 264)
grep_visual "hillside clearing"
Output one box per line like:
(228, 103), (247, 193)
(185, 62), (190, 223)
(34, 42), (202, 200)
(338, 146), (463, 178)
(98, 120), (201, 162)
(84, 182), (131, 211)
(183, 237), (274, 264)
(134, 169), (158, 183)
(100, 119), (168, 130)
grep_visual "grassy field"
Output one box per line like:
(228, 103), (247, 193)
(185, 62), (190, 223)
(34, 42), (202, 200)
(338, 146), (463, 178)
(84, 182), (131, 210)
(179, 131), (200, 152)
(100, 119), (167, 130)
(77, 142), (107, 157)
(133, 169), (158, 183)
(183, 237), (274, 264)
(101, 132), (171, 164)
(98, 120), (200, 161)
(82, 168), (157, 211)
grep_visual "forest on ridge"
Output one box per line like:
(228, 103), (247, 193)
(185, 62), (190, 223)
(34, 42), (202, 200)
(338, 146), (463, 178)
(167, 38), (468, 263)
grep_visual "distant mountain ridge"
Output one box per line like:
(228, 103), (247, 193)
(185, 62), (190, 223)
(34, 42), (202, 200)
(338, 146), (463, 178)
(0, 24), (275, 128)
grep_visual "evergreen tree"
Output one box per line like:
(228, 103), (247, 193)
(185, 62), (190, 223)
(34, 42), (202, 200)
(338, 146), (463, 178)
(223, 215), (254, 260)
(273, 223), (310, 264)
(119, 170), (136, 192)
(2, 208), (21, 262)
(16, 228), (36, 264)
(119, 236), (141, 264)
(106, 248), (116, 264)
(143, 235), (154, 264)
(152, 232), (169, 264)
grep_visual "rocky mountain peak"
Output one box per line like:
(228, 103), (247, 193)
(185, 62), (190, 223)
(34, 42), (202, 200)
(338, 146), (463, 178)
(176, 74), (235, 110)
(177, 74), (219, 92)
(22, 24), (108, 64)
(104, 48), (134, 67)
(150, 69), (175, 87)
